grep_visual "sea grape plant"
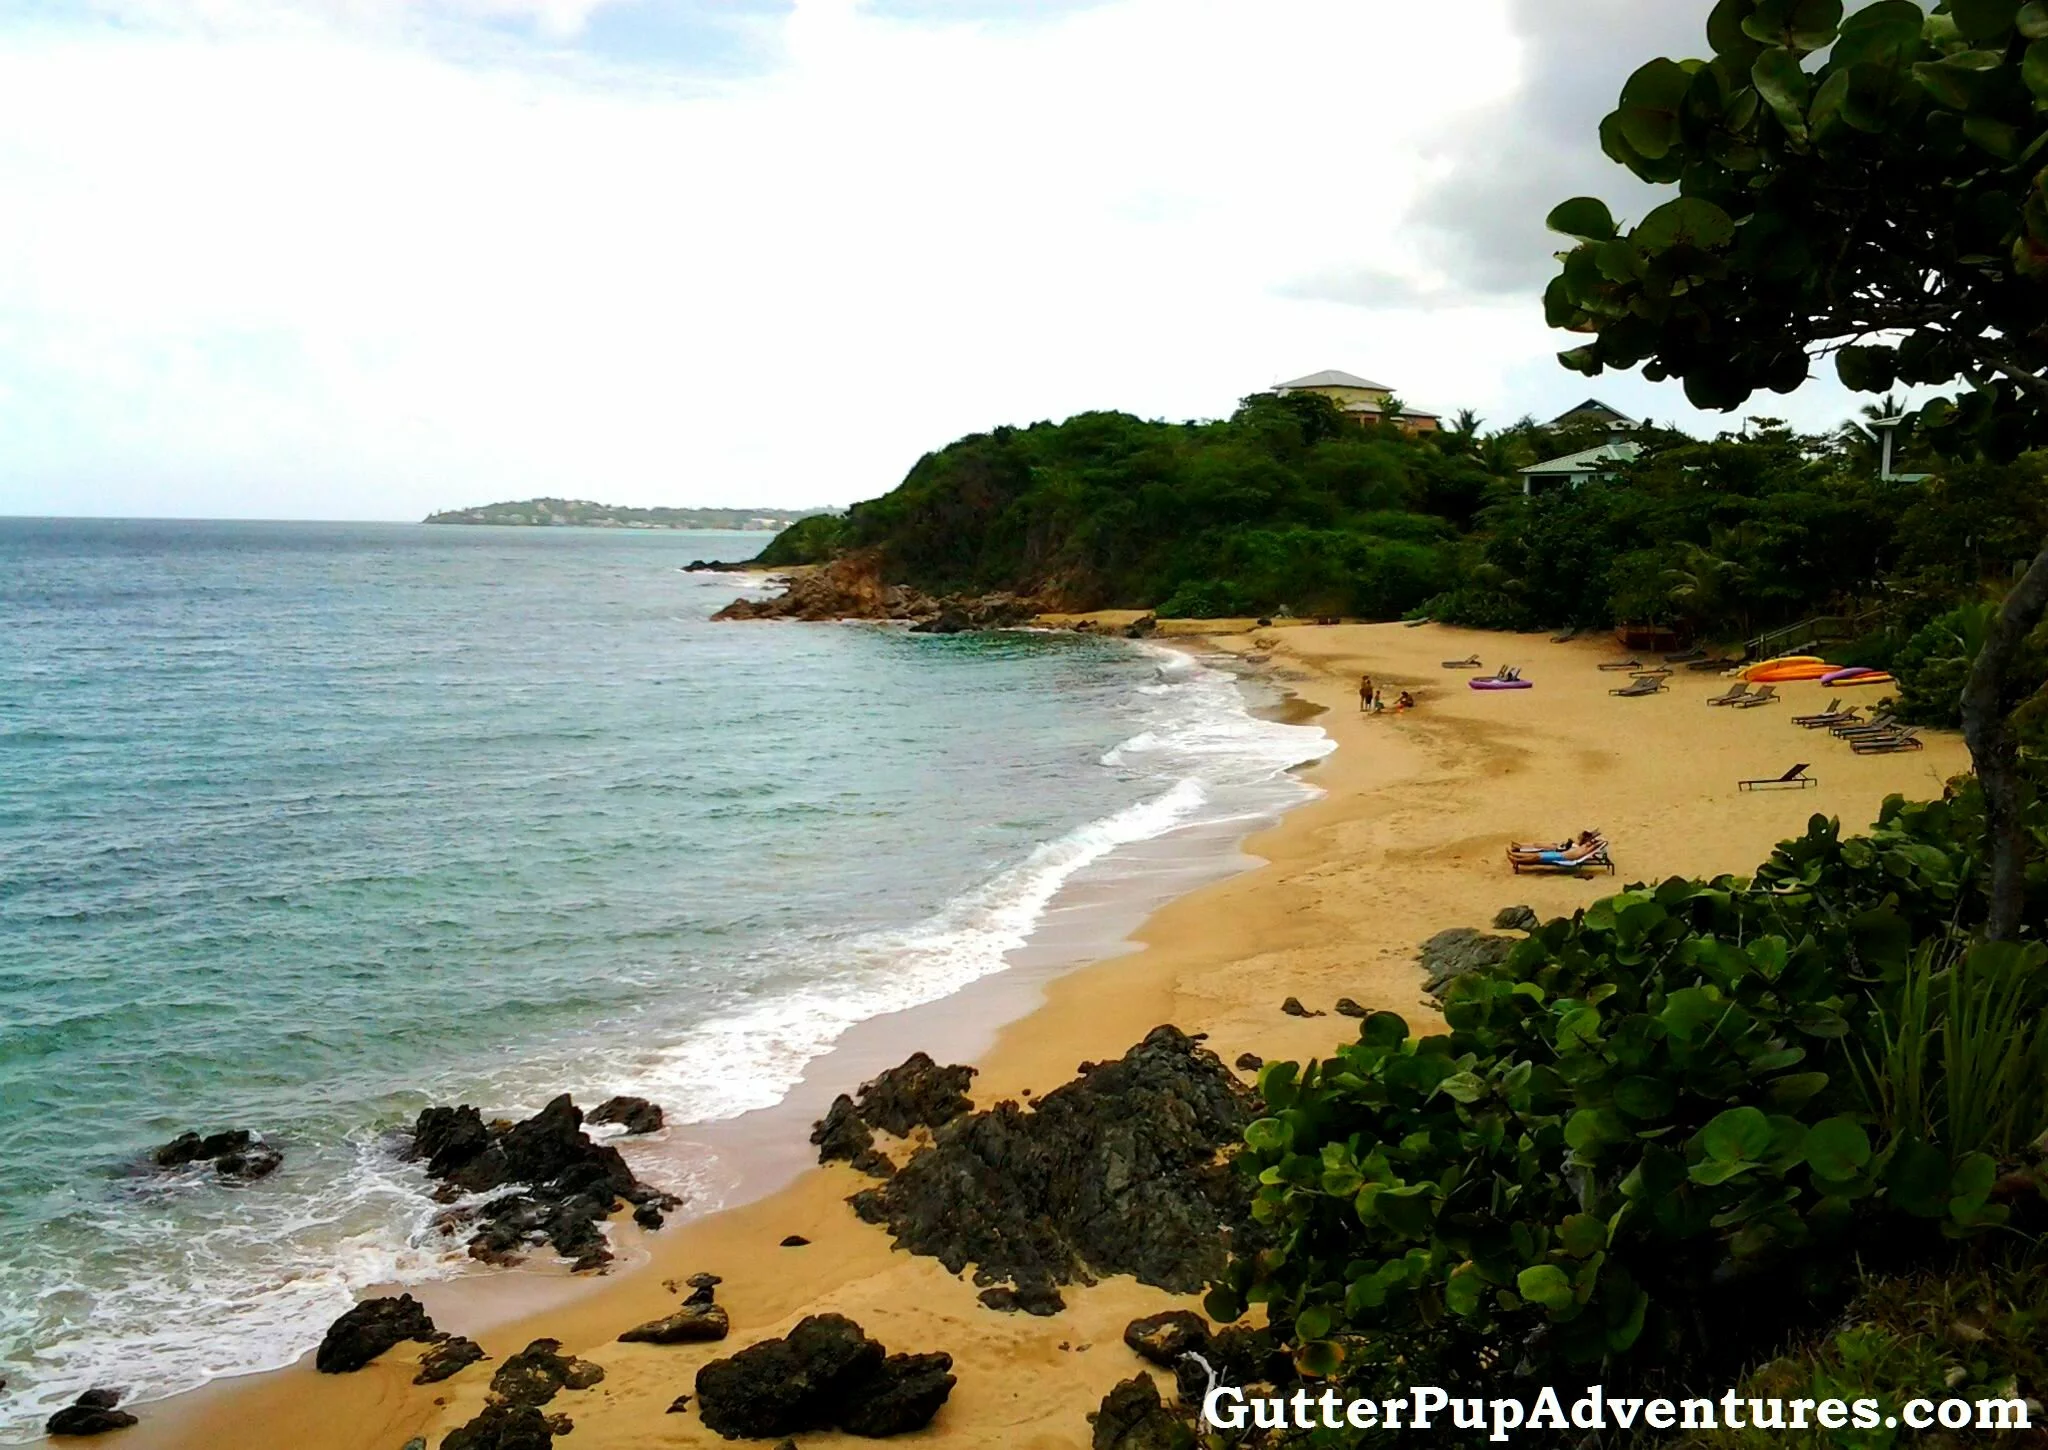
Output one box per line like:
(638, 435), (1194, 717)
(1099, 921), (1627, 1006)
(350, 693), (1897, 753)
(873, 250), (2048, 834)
(1541, 0), (2048, 942)
(1209, 819), (2028, 1385)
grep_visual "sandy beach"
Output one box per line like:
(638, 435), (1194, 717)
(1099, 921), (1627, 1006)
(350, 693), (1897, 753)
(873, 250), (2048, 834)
(118, 621), (1967, 1450)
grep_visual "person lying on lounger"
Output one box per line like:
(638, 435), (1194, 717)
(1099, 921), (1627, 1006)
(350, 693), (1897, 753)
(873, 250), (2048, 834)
(1508, 832), (1605, 865)
(1510, 829), (1599, 855)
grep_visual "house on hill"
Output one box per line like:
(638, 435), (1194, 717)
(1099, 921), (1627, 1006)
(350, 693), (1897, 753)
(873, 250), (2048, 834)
(1546, 398), (1639, 432)
(1519, 442), (1642, 495)
(1271, 369), (1441, 434)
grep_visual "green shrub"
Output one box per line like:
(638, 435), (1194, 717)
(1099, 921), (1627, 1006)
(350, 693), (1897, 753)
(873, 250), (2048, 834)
(1210, 793), (2048, 1401)
(754, 513), (846, 566)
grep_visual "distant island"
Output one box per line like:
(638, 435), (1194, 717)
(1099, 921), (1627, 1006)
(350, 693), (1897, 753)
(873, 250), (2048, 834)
(424, 498), (836, 531)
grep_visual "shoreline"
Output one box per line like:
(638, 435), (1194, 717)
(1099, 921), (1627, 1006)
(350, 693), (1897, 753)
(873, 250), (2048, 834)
(102, 621), (1969, 1450)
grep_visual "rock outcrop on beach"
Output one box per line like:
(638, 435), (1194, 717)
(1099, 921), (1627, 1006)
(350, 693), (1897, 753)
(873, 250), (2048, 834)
(620, 1274), (729, 1344)
(1417, 926), (1519, 996)
(44, 1389), (138, 1438)
(711, 553), (1041, 631)
(587, 1095), (664, 1134)
(314, 1294), (441, 1373)
(408, 1095), (677, 1271)
(692, 1314), (955, 1439)
(150, 1128), (282, 1181)
(1089, 1375), (1193, 1450)
(810, 1052), (978, 1179)
(490, 1339), (605, 1405)
(847, 1026), (1259, 1309)
(415, 1335), (488, 1384)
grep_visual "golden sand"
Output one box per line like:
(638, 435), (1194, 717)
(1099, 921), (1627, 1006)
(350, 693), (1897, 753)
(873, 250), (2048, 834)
(120, 623), (1965, 1450)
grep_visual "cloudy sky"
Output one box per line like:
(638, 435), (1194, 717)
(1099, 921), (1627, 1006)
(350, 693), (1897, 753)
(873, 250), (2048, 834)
(0, 0), (1870, 521)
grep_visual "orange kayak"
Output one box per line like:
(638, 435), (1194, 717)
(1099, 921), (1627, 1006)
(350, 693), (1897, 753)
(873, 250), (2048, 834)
(1746, 662), (1840, 683)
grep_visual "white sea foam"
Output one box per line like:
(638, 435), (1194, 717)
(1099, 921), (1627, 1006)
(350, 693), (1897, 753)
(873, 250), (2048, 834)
(597, 645), (1331, 1129)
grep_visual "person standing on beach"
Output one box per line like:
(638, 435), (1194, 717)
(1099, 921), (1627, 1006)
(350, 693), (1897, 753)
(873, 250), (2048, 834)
(1359, 675), (1374, 712)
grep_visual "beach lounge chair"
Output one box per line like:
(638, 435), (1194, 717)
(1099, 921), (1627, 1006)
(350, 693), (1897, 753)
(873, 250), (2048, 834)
(1512, 842), (1616, 876)
(1832, 712), (1897, 738)
(1792, 700), (1846, 726)
(1442, 655), (1483, 669)
(1551, 627), (1580, 643)
(1404, 617), (1430, 628)
(1665, 648), (1707, 664)
(1706, 682), (1752, 707)
(1598, 659), (1644, 672)
(1800, 706), (1861, 729)
(1610, 675), (1667, 697)
(1739, 763), (1817, 791)
(1730, 685), (1780, 709)
(1687, 656), (1744, 671)
(1630, 667), (1673, 680)
(1852, 728), (1924, 754)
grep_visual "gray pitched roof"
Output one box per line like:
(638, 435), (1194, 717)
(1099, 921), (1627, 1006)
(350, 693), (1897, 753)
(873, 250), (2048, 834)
(1274, 369), (1392, 392)
(1549, 398), (1638, 426)
(1520, 442), (1642, 475)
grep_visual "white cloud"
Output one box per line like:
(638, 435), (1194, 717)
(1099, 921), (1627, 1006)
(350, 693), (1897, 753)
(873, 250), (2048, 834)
(0, 0), (1868, 520)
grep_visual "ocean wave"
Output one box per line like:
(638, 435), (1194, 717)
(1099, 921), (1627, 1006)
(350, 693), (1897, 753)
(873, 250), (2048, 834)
(0, 642), (1330, 1444)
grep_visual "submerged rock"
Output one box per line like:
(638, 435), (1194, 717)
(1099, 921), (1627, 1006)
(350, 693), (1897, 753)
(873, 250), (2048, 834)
(407, 1095), (677, 1269)
(693, 1314), (953, 1439)
(587, 1095), (664, 1134)
(315, 1294), (438, 1374)
(847, 1026), (1260, 1307)
(45, 1390), (138, 1438)
(150, 1129), (282, 1181)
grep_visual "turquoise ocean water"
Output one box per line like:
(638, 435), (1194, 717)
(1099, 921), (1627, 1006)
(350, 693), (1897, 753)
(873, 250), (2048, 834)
(0, 519), (1329, 1436)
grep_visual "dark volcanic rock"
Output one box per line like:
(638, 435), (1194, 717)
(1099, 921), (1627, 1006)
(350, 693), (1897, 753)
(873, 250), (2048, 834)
(780, 1234), (810, 1247)
(1233, 1052), (1262, 1072)
(408, 1095), (677, 1269)
(810, 1053), (977, 1176)
(837, 1352), (958, 1436)
(587, 1095), (664, 1134)
(1279, 996), (1323, 1018)
(1122, 1311), (1210, 1368)
(489, 1339), (603, 1406)
(976, 1280), (1065, 1316)
(1089, 1374), (1193, 1450)
(619, 1303), (729, 1344)
(909, 605), (970, 635)
(45, 1390), (138, 1438)
(1419, 927), (1519, 994)
(693, 1315), (952, 1439)
(439, 1403), (556, 1450)
(847, 1026), (1259, 1308)
(1333, 997), (1369, 1018)
(151, 1129), (282, 1181)
(414, 1335), (487, 1384)
(315, 1294), (438, 1373)
(853, 1053), (976, 1137)
(1492, 904), (1541, 933)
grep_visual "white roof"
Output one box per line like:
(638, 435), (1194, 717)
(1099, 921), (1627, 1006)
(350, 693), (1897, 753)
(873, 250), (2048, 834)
(1274, 369), (1392, 391)
(1520, 442), (1642, 475)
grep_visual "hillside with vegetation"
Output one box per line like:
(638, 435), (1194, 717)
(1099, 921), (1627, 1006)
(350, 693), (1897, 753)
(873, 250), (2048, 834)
(752, 391), (2042, 736)
(426, 498), (832, 530)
